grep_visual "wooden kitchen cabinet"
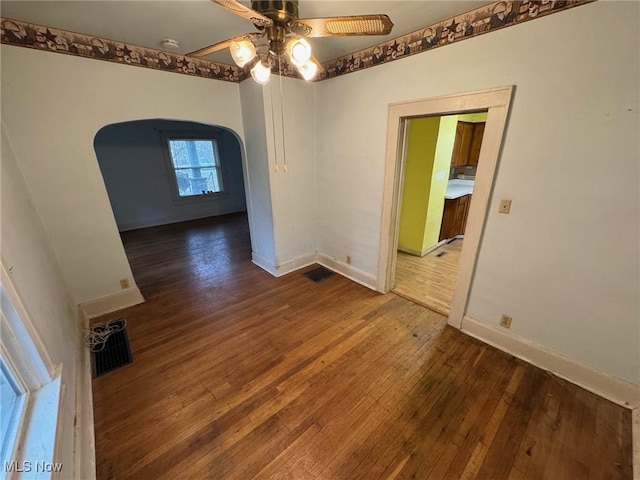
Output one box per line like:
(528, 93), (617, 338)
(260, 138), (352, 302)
(451, 121), (486, 167)
(439, 194), (472, 241)
(451, 122), (474, 167)
(468, 122), (485, 167)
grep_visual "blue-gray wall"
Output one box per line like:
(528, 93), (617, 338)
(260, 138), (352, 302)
(94, 119), (246, 231)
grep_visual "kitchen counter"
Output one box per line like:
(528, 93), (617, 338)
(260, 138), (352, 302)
(445, 179), (475, 199)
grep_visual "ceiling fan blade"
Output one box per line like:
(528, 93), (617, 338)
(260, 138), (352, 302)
(291, 15), (393, 38)
(187, 32), (263, 58)
(210, 0), (273, 28)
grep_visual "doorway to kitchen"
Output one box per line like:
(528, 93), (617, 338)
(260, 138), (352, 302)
(392, 112), (487, 316)
(377, 87), (513, 329)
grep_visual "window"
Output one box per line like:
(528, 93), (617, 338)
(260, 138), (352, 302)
(165, 137), (224, 198)
(1, 273), (62, 480)
(0, 359), (26, 469)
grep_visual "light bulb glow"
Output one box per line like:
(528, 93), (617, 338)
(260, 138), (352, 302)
(251, 60), (272, 85)
(287, 38), (312, 67)
(297, 60), (318, 81)
(230, 40), (256, 67)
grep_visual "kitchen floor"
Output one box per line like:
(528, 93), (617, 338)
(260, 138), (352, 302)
(392, 238), (463, 316)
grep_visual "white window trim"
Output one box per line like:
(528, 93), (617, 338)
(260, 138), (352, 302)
(1, 264), (63, 480)
(159, 131), (228, 204)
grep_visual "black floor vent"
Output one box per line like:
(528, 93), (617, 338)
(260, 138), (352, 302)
(303, 266), (336, 283)
(92, 319), (132, 377)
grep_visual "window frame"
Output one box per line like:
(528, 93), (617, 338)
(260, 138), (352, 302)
(160, 131), (228, 204)
(1, 265), (61, 480)
(0, 353), (28, 472)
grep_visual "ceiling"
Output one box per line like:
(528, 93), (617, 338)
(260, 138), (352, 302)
(1, 1), (490, 64)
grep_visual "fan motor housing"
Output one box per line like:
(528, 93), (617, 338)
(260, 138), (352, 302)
(251, 0), (299, 24)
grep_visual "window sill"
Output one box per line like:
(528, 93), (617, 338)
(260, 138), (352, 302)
(5, 376), (62, 480)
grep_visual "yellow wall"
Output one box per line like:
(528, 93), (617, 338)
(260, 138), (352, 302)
(423, 115), (459, 249)
(397, 117), (440, 253)
(398, 112), (488, 255)
(458, 112), (488, 123)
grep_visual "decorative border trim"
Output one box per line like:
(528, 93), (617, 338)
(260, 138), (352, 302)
(0, 18), (247, 82)
(1, 1), (593, 83)
(461, 315), (640, 409)
(79, 286), (144, 319)
(319, 0), (593, 80)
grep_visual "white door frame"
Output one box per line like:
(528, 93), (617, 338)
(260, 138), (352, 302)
(377, 86), (514, 329)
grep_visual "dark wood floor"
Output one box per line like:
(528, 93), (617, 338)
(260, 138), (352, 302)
(92, 213), (633, 479)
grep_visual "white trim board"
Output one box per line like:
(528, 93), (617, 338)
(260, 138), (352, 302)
(461, 316), (640, 409)
(79, 287), (144, 319)
(74, 312), (97, 480)
(316, 253), (377, 291)
(252, 250), (377, 290)
(633, 408), (639, 480)
(377, 86), (514, 331)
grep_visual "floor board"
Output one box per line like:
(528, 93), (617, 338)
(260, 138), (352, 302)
(92, 215), (632, 479)
(393, 240), (462, 316)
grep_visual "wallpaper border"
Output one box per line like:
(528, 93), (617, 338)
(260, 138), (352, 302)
(0, 0), (593, 84)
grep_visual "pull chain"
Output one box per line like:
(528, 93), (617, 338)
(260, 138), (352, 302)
(279, 57), (288, 172)
(269, 71), (279, 172)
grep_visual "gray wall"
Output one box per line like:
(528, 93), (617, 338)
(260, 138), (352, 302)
(94, 119), (246, 231)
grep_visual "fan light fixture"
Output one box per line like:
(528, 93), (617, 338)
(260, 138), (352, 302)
(230, 36), (318, 83)
(250, 58), (272, 85)
(297, 60), (318, 81)
(287, 38), (312, 67)
(230, 39), (257, 67)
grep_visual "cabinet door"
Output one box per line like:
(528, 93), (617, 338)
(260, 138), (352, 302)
(439, 199), (457, 241)
(461, 194), (472, 234)
(451, 122), (474, 167)
(453, 195), (469, 235)
(468, 122), (486, 167)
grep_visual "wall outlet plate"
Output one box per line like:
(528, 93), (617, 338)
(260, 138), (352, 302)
(500, 314), (512, 328)
(499, 199), (512, 214)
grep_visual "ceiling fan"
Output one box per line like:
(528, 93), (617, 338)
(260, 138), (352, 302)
(188, 0), (394, 84)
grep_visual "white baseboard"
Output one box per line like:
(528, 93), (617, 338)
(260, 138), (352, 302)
(253, 251), (328, 278)
(251, 251), (377, 291)
(633, 408), (639, 480)
(251, 252), (278, 276)
(273, 253), (317, 277)
(316, 254), (377, 291)
(398, 240), (448, 258)
(74, 314), (96, 480)
(79, 287), (144, 319)
(461, 316), (640, 409)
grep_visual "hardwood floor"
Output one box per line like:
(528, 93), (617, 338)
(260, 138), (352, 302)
(92, 215), (633, 479)
(393, 239), (463, 316)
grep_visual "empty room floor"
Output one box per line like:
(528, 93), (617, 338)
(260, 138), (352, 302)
(91, 216), (632, 479)
(393, 239), (463, 316)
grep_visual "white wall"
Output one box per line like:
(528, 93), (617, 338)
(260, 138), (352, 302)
(314, 2), (639, 385)
(1, 125), (79, 476)
(239, 80), (277, 267)
(0, 45), (246, 304)
(94, 120), (246, 232)
(265, 77), (316, 266)
(239, 77), (316, 273)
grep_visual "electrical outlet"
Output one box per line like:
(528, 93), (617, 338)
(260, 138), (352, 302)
(346, 256), (352, 265)
(120, 278), (130, 289)
(499, 199), (512, 214)
(500, 314), (512, 329)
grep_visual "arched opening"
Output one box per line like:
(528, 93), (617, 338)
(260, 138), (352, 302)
(93, 119), (251, 296)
